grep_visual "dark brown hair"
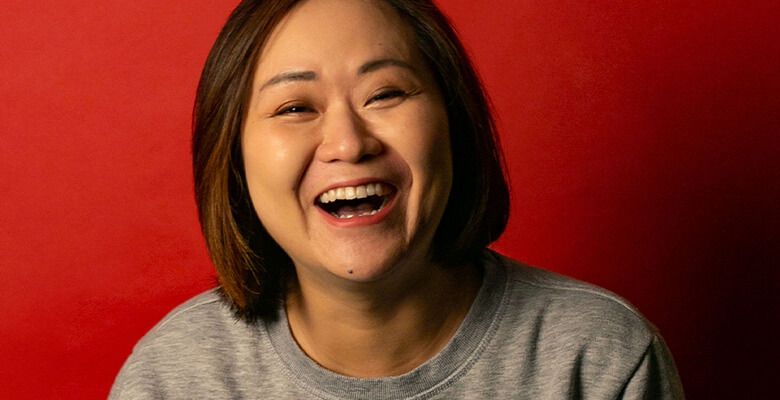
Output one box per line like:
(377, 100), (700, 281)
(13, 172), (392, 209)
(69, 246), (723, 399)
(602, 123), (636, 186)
(193, 0), (510, 321)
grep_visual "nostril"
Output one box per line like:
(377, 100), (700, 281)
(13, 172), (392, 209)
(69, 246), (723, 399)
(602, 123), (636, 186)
(356, 136), (383, 162)
(357, 152), (377, 163)
(315, 109), (383, 163)
(317, 132), (383, 163)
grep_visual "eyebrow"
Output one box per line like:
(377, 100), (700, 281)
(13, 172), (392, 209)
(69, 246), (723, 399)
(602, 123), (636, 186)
(358, 58), (418, 75)
(259, 71), (317, 92)
(258, 58), (417, 92)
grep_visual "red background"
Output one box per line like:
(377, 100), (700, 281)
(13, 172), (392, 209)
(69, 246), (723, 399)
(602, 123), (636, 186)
(1, 0), (778, 398)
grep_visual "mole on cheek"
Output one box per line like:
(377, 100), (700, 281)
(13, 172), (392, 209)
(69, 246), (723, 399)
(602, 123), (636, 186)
(347, 270), (353, 274)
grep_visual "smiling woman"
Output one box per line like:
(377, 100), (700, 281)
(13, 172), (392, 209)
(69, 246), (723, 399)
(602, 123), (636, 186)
(110, 0), (684, 398)
(242, 0), (454, 292)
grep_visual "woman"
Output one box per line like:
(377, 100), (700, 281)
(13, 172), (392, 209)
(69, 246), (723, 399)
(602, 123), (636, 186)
(111, 0), (684, 398)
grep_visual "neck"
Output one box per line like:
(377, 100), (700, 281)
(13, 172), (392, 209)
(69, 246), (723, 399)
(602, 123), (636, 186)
(285, 259), (481, 378)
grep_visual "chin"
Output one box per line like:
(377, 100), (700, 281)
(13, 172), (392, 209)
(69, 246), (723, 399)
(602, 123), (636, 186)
(337, 243), (435, 284)
(336, 255), (402, 282)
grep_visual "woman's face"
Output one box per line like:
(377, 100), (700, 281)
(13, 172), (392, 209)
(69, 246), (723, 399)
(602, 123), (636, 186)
(242, 0), (452, 282)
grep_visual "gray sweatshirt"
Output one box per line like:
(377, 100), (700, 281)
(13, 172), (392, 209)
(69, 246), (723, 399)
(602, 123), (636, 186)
(110, 251), (684, 399)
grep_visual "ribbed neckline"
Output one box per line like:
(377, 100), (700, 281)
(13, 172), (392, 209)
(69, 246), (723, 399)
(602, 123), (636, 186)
(263, 251), (509, 400)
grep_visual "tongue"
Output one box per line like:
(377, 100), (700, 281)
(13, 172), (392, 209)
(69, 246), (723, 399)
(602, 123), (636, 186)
(335, 202), (377, 218)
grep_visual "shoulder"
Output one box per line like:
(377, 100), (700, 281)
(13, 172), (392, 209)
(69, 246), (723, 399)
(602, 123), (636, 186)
(488, 250), (657, 344)
(127, 290), (241, 355)
(481, 251), (667, 394)
(109, 290), (267, 399)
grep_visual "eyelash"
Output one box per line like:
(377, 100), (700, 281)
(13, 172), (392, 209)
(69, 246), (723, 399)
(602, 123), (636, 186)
(274, 104), (313, 116)
(368, 89), (407, 103)
(271, 89), (410, 117)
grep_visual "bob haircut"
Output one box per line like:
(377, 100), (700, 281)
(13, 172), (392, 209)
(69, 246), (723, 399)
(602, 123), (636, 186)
(193, 0), (510, 321)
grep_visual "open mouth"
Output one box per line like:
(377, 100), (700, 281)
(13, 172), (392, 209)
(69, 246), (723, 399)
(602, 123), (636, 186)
(315, 182), (394, 219)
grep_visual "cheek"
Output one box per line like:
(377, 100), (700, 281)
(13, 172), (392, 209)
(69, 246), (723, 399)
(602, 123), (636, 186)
(393, 103), (452, 209)
(410, 106), (452, 185)
(241, 126), (313, 218)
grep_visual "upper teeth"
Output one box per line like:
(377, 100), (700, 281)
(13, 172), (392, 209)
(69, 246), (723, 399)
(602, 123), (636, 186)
(319, 183), (387, 204)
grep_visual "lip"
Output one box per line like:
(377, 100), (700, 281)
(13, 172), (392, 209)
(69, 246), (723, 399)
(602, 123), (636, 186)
(313, 178), (398, 228)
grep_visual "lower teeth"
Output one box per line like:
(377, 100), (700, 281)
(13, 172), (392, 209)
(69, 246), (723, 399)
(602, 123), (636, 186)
(331, 208), (379, 219)
(326, 194), (390, 220)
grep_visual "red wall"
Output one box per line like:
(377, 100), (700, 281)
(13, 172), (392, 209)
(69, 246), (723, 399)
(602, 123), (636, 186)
(1, 0), (777, 398)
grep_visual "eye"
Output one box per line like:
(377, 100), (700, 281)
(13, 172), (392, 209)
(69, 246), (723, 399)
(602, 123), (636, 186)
(366, 89), (408, 105)
(274, 104), (314, 116)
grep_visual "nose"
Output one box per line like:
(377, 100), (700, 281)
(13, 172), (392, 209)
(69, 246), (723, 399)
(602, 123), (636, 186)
(315, 104), (382, 163)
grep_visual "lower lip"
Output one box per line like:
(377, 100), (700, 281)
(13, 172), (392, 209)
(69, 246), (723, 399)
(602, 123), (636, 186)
(317, 193), (397, 228)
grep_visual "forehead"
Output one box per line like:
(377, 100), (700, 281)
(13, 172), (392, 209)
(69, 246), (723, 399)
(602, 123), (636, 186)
(255, 0), (419, 75)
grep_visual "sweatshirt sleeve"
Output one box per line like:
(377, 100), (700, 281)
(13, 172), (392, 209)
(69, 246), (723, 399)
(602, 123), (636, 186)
(619, 335), (685, 399)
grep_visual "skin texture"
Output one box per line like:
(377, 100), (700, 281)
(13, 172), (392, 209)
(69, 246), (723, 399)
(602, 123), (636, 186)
(242, 0), (479, 377)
